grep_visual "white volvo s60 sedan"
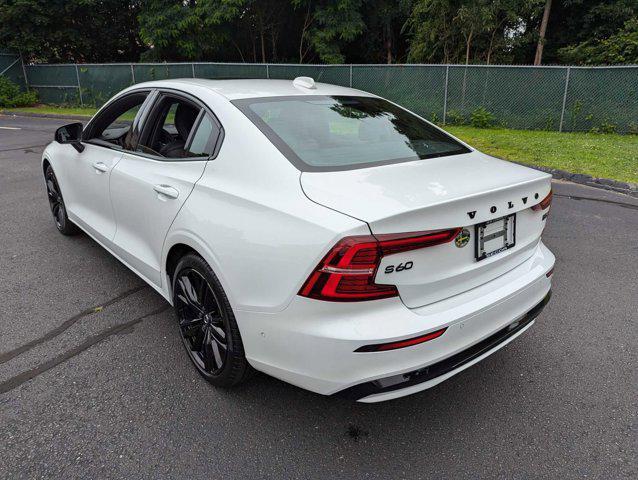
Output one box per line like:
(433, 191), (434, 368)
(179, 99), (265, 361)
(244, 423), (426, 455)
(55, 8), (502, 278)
(42, 77), (554, 402)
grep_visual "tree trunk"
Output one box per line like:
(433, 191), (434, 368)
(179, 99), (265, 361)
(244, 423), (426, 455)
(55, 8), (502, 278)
(534, 0), (552, 66)
(271, 30), (277, 62)
(487, 29), (496, 65)
(299, 5), (312, 63)
(257, 13), (266, 63)
(465, 29), (473, 65)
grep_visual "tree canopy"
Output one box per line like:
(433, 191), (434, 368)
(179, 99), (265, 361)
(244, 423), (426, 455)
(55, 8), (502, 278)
(1, 0), (636, 65)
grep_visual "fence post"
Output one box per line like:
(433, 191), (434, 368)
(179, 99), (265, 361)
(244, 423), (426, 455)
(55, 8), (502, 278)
(349, 64), (353, 87)
(559, 66), (571, 132)
(75, 64), (84, 107)
(266, 64), (270, 79)
(130, 64), (136, 84)
(442, 65), (449, 125)
(191, 63), (195, 78)
(19, 51), (29, 91)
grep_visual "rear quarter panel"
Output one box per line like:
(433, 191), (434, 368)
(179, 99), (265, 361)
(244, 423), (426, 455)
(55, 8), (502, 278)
(164, 95), (368, 313)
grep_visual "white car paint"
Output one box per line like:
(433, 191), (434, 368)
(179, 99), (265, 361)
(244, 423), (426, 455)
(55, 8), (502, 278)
(42, 78), (554, 402)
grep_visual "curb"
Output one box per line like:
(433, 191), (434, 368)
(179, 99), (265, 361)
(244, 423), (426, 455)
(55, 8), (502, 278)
(3, 110), (637, 198)
(513, 162), (638, 198)
(0, 110), (93, 121)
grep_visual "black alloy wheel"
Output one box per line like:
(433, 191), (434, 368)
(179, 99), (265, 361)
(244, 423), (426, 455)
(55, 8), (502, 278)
(45, 165), (79, 235)
(172, 253), (253, 387)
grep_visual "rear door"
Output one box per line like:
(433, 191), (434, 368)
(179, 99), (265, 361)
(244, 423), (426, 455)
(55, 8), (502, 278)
(108, 90), (222, 287)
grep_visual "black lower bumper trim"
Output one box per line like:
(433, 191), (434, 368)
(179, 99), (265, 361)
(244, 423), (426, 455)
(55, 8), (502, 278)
(336, 290), (552, 401)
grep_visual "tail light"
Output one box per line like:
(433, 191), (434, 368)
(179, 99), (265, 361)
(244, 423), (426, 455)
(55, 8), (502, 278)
(532, 189), (553, 212)
(299, 228), (461, 302)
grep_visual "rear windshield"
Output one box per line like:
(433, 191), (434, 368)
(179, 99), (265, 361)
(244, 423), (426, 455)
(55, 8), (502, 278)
(233, 95), (470, 171)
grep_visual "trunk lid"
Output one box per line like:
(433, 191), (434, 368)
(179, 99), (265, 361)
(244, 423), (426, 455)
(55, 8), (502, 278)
(300, 151), (552, 308)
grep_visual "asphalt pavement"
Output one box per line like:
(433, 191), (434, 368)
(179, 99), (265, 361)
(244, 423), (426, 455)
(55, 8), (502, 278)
(0, 114), (636, 479)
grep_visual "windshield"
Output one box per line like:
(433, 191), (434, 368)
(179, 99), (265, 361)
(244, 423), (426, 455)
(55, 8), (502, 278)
(234, 95), (470, 171)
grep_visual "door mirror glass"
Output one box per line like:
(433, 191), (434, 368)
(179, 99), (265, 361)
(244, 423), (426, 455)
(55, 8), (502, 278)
(55, 122), (83, 144)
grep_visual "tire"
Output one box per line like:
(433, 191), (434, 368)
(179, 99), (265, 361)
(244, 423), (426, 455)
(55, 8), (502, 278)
(44, 164), (80, 236)
(172, 253), (254, 387)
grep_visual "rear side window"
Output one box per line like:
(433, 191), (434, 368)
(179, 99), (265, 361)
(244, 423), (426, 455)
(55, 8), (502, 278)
(186, 114), (217, 157)
(234, 95), (470, 171)
(138, 95), (220, 160)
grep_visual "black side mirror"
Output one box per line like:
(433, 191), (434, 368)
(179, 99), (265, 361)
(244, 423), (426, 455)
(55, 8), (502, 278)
(55, 122), (85, 152)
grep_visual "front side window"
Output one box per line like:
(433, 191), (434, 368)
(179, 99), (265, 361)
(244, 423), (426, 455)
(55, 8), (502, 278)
(86, 92), (149, 150)
(234, 96), (470, 171)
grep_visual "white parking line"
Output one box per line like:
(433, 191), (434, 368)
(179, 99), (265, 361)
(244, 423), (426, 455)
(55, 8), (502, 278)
(0, 126), (22, 130)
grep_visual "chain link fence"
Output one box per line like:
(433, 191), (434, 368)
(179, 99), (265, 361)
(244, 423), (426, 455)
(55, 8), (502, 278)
(6, 59), (638, 133)
(0, 52), (28, 90)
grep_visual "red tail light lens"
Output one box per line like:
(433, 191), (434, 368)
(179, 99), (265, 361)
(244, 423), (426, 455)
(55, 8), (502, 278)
(299, 228), (461, 302)
(532, 189), (553, 211)
(355, 327), (447, 352)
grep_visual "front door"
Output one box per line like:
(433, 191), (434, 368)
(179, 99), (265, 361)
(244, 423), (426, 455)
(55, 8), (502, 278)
(60, 143), (122, 243)
(67, 90), (152, 242)
(109, 92), (222, 287)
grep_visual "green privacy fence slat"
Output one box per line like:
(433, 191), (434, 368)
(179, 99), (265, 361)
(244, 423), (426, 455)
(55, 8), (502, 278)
(133, 63), (194, 82)
(194, 63), (267, 79)
(352, 65), (447, 122)
(564, 67), (638, 133)
(445, 66), (568, 130)
(78, 64), (135, 105)
(0, 52), (27, 90)
(25, 64), (80, 104)
(268, 65), (350, 85)
(15, 62), (638, 133)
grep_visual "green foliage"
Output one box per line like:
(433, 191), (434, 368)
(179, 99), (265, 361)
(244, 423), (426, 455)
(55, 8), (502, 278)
(445, 109), (467, 126)
(0, 0), (142, 62)
(470, 106), (496, 128)
(590, 119), (618, 134)
(300, 0), (365, 63)
(138, 0), (243, 61)
(2, 0), (638, 66)
(558, 18), (638, 65)
(0, 77), (38, 108)
(542, 0), (637, 65)
(406, 0), (544, 64)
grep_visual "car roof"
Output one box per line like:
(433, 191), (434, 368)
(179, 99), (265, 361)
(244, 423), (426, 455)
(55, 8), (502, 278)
(128, 78), (376, 101)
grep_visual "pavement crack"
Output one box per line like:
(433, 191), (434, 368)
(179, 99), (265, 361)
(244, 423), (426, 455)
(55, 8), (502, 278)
(0, 305), (170, 395)
(0, 285), (147, 365)
(0, 144), (47, 153)
(554, 193), (638, 210)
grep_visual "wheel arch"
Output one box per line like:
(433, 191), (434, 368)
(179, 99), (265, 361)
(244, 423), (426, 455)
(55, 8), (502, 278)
(42, 157), (51, 175)
(162, 231), (235, 307)
(165, 243), (198, 284)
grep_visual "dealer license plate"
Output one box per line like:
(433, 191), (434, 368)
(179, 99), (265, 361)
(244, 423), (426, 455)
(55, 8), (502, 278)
(475, 215), (516, 261)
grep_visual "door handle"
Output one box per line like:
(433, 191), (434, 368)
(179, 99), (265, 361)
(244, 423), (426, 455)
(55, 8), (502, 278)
(92, 162), (109, 173)
(153, 184), (179, 199)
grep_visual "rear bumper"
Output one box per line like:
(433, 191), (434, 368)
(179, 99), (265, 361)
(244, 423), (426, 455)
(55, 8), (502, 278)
(236, 241), (554, 401)
(337, 291), (550, 401)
